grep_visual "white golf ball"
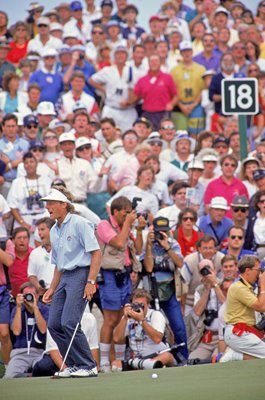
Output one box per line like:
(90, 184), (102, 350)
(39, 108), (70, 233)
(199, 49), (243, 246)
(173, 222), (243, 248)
(152, 373), (158, 379)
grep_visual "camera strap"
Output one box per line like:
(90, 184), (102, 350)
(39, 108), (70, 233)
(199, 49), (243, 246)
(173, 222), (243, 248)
(25, 312), (35, 355)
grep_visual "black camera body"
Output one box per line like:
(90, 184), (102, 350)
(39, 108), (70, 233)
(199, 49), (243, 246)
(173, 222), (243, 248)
(131, 302), (144, 313)
(203, 309), (218, 326)
(200, 265), (212, 277)
(23, 293), (34, 302)
(154, 231), (164, 241)
(132, 197), (142, 210)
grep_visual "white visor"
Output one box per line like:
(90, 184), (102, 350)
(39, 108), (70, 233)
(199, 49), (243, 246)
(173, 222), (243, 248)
(40, 188), (72, 204)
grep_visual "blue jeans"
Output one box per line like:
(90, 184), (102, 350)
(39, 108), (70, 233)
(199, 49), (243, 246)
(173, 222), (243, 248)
(160, 294), (188, 359)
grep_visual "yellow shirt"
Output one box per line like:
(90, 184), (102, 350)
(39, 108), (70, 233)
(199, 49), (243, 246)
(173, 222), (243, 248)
(225, 278), (257, 326)
(170, 62), (205, 103)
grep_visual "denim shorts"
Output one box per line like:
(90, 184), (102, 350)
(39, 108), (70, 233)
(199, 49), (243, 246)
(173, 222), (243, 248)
(0, 287), (10, 324)
(98, 270), (132, 311)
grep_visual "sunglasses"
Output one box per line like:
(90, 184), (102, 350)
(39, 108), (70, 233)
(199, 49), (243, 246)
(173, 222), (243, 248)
(215, 144), (228, 148)
(223, 163), (236, 167)
(38, 24), (48, 28)
(26, 124), (38, 129)
(258, 199), (265, 204)
(249, 69), (258, 72)
(92, 31), (104, 35)
(230, 235), (243, 240)
(161, 125), (174, 130)
(232, 208), (248, 213)
(44, 135), (57, 140)
(78, 145), (91, 151)
(32, 147), (44, 152)
(182, 216), (195, 222)
(150, 141), (162, 146)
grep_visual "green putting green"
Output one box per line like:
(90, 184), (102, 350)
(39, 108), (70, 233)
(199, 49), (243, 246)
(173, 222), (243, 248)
(1, 360), (265, 400)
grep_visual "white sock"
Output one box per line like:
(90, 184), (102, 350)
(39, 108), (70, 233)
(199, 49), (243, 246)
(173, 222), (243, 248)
(232, 351), (244, 361)
(100, 343), (111, 365)
(114, 344), (126, 361)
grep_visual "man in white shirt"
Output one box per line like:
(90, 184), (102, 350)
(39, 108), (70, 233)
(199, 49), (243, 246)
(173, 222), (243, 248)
(27, 17), (62, 58)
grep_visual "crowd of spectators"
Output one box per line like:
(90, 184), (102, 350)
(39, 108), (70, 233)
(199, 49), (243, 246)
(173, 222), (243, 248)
(0, 0), (265, 378)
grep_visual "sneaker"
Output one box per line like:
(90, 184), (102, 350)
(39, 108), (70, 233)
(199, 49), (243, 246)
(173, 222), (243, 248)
(100, 363), (111, 373)
(54, 366), (78, 378)
(219, 348), (238, 363)
(71, 367), (98, 378)
(111, 364), (122, 372)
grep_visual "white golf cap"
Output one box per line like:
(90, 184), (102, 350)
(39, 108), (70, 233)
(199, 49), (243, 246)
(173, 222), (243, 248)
(209, 196), (229, 210)
(72, 101), (88, 112)
(75, 136), (92, 149)
(188, 159), (204, 170)
(37, 16), (50, 26)
(202, 154), (218, 162)
(50, 22), (63, 32)
(37, 101), (56, 115)
(41, 188), (72, 203)
(59, 131), (76, 143)
(214, 6), (229, 16)
(179, 40), (193, 51)
(42, 47), (58, 58)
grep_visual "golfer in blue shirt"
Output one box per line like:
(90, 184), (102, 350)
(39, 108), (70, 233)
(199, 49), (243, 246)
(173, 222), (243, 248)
(42, 186), (101, 378)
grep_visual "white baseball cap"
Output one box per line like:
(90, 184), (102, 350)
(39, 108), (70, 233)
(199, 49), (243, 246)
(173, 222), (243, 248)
(179, 40), (193, 51)
(42, 47), (58, 58)
(75, 136), (92, 149)
(187, 159), (204, 170)
(37, 16), (50, 26)
(209, 196), (229, 210)
(59, 131), (76, 144)
(50, 22), (63, 32)
(37, 101), (56, 115)
(41, 188), (72, 203)
(202, 154), (218, 163)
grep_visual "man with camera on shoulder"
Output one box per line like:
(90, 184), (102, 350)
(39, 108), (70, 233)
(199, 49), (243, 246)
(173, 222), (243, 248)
(221, 255), (265, 362)
(189, 259), (225, 360)
(4, 282), (49, 378)
(143, 217), (188, 360)
(112, 288), (175, 371)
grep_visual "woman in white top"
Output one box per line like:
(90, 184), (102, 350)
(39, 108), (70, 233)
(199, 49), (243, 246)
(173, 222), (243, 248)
(240, 156), (260, 198)
(0, 72), (28, 115)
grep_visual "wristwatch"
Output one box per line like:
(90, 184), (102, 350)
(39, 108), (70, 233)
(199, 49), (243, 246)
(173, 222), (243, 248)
(87, 279), (96, 285)
(213, 283), (219, 288)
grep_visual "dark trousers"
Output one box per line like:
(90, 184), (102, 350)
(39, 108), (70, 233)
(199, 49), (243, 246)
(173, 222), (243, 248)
(48, 267), (96, 370)
(32, 354), (58, 377)
(142, 110), (170, 131)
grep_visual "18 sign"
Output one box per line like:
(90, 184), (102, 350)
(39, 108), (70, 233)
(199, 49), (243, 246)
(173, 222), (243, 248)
(221, 78), (258, 115)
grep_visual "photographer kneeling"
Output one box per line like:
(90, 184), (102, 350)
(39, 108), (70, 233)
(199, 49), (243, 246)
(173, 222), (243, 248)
(221, 255), (265, 362)
(112, 288), (175, 370)
(143, 217), (188, 359)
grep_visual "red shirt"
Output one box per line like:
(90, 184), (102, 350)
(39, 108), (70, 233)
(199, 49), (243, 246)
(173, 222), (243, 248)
(176, 226), (203, 257)
(6, 41), (29, 64)
(9, 247), (33, 297)
(204, 176), (249, 219)
(134, 71), (177, 112)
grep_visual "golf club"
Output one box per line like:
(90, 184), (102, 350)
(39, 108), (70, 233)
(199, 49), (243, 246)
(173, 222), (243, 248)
(51, 298), (89, 379)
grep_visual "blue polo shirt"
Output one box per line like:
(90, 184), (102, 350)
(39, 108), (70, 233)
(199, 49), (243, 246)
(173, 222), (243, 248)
(0, 136), (29, 181)
(222, 248), (255, 260)
(199, 214), (233, 244)
(29, 70), (64, 103)
(50, 213), (100, 272)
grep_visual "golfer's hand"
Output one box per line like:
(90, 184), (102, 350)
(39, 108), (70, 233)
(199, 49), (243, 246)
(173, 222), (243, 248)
(42, 288), (54, 304)
(83, 282), (96, 301)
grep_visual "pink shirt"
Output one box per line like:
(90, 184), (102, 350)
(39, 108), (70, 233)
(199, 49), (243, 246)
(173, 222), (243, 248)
(204, 176), (249, 218)
(134, 71), (177, 112)
(97, 215), (131, 266)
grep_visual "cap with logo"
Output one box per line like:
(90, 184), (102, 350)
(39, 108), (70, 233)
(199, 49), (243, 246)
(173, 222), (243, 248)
(75, 137), (92, 150)
(153, 217), (170, 232)
(70, 1), (83, 11)
(59, 131), (76, 144)
(253, 169), (265, 181)
(23, 114), (38, 126)
(231, 195), (249, 208)
(29, 140), (45, 150)
(179, 40), (193, 51)
(37, 102), (56, 116)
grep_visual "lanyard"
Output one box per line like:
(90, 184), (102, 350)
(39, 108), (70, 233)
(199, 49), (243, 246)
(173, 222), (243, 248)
(25, 313), (35, 355)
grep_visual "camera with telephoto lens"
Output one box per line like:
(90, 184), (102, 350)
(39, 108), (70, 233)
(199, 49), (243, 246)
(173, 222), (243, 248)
(23, 293), (34, 302)
(203, 309), (218, 326)
(154, 231), (164, 241)
(131, 302), (144, 313)
(127, 358), (163, 370)
(200, 265), (212, 277)
(255, 314), (265, 331)
(132, 197), (142, 210)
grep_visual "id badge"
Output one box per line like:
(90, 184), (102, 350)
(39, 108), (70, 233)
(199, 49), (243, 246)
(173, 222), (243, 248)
(186, 188), (195, 200)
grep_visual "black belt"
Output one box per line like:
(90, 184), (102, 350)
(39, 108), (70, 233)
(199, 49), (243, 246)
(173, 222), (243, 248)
(102, 266), (133, 274)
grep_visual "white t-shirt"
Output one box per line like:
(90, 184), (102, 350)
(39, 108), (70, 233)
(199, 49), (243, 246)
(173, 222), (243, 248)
(125, 308), (168, 357)
(28, 246), (55, 288)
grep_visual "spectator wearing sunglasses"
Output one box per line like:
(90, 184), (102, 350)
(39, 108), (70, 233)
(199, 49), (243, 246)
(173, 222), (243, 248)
(245, 190), (265, 259)
(222, 226), (255, 261)
(174, 207), (202, 257)
(22, 115), (39, 145)
(230, 196), (249, 231)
